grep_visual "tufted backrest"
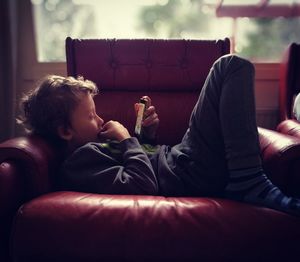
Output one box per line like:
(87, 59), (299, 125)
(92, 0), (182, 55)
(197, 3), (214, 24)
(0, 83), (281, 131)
(66, 37), (230, 145)
(279, 42), (300, 121)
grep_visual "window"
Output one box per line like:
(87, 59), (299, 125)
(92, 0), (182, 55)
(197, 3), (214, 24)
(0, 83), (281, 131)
(215, 0), (300, 62)
(31, 0), (300, 62)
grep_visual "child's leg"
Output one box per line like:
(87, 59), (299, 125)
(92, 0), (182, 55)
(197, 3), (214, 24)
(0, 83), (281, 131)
(181, 54), (300, 216)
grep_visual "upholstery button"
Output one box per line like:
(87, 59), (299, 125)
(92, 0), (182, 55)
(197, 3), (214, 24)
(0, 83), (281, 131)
(146, 61), (152, 69)
(110, 61), (118, 69)
(180, 60), (188, 69)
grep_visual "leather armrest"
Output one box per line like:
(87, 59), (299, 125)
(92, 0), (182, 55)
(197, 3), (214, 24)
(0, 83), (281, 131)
(258, 127), (300, 196)
(0, 160), (23, 216)
(0, 160), (24, 262)
(0, 135), (60, 199)
(0, 136), (60, 262)
(277, 119), (300, 138)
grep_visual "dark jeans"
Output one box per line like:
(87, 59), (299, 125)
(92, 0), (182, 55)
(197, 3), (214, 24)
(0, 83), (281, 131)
(174, 55), (261, 196)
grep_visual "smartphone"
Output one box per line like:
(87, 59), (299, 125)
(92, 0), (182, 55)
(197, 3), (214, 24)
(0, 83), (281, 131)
(134, 98), (148, 136)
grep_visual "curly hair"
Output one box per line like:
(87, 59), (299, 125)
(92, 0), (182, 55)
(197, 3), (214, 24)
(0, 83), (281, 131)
(18, 75), (98, 145)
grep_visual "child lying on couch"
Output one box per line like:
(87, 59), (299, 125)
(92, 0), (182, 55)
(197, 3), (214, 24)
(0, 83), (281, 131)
(19, 55), (300, 216)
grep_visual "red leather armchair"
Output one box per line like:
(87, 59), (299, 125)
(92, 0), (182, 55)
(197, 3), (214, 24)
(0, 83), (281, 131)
(1, 38), (300, 262)
(277, 42), (300, 137)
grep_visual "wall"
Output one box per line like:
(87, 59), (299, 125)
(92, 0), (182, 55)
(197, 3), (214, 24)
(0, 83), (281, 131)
(254, 63), (279, 130)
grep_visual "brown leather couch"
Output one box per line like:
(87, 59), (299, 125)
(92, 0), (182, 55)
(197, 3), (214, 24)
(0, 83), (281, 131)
(1, 38), (300, 262)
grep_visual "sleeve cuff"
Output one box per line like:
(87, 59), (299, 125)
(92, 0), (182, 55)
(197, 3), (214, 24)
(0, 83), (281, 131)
(119, 137), (143, 152)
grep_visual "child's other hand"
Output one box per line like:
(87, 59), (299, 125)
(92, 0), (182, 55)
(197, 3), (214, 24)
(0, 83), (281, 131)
(134, 96), (159, 140)
(99, 121), (131, 142)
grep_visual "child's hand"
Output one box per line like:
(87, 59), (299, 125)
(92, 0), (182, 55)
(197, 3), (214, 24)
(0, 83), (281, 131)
(99, 121), (131, 142)
(134, 96), (159, 140)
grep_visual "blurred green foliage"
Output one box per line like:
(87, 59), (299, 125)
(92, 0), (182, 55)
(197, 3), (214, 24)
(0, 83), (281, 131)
(241, 18), (300, 61)
(137, 0), (209, 38)
(32, 0), (300, 62)
(137, 0), (300, 61)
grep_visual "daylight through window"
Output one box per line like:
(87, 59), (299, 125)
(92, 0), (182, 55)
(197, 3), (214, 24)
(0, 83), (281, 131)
(31, 0), (300, 62)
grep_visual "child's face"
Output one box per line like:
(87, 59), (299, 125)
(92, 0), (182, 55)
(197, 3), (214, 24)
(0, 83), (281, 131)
(66, 92), (104, 148)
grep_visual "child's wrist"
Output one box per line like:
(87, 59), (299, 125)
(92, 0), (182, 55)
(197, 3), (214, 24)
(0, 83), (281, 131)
(138, 132), (157, 145)
(117, 133), (131, 142)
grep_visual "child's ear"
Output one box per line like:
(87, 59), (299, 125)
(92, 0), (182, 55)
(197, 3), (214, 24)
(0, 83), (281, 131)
(57, 126), (73, 141)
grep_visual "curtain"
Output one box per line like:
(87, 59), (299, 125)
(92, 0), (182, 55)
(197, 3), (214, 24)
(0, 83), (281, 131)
(0, 0), (18, 142)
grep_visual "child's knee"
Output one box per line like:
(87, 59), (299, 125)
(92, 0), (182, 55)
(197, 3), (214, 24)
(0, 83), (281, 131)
(214, 54), (254, 75)
(231, 55), (254, 72)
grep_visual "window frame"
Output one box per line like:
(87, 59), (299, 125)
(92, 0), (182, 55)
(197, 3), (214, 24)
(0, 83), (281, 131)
(22, 0), (280, 81)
